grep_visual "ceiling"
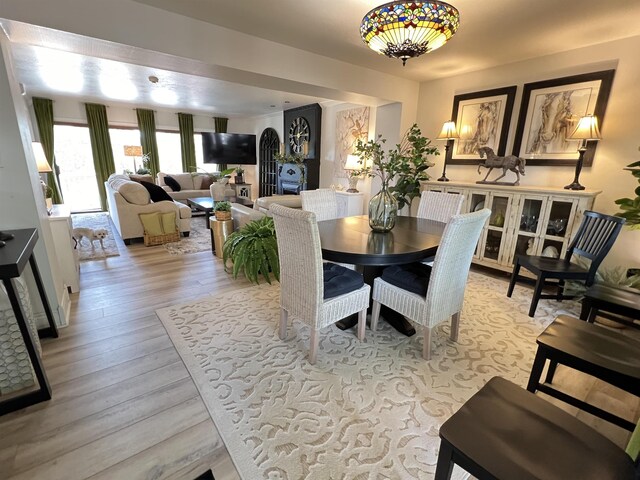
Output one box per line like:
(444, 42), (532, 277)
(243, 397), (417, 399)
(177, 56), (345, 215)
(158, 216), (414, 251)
(3, 0), (640, 117)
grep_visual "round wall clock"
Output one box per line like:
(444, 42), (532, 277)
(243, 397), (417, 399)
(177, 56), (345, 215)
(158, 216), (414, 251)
(288, 116), (310, 154)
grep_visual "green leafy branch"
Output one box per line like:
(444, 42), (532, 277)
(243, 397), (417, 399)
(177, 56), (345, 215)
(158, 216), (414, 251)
(614, 158), (640, 229)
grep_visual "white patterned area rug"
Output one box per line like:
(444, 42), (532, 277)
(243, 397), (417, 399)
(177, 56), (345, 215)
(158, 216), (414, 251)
(71, 212), (120, 261)
(163, 216), (211, 255)
(156, 272), (580, 479)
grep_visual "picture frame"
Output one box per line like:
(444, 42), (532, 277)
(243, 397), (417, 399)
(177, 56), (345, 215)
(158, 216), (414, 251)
(447, 86), (517, 165)
(512, 70), (615, 166)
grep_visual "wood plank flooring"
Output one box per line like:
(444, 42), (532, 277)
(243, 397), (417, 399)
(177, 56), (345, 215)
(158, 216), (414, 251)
(0, 230), (248, 480)
(0, 226), (638, 478)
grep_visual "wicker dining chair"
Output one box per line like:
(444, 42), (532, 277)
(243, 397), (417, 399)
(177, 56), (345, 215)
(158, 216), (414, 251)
(417, 190), (464, 223)
(300, 188), (338, 221)
(507, 210), (625, 317)
(371, 209), (491, 360)
(417, 191), (464, 265)
(270, 203), (370, 364)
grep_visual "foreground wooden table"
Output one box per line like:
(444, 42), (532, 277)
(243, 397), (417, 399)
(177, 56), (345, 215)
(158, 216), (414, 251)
(0, 228), (58, 415)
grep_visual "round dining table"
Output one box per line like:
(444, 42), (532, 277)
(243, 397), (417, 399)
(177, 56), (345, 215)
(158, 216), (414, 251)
(317, 215), (446, 335)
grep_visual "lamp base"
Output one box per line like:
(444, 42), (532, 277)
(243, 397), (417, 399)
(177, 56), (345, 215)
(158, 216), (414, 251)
(437, 175), (450, 182)
(347, 176), (360, 193)
(564, 182), (585, 191)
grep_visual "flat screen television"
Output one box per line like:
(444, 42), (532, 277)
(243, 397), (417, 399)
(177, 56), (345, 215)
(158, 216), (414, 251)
(202, 132), (257, 165)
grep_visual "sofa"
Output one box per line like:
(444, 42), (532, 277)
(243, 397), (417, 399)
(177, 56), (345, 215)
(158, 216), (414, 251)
(231, 195), (302, 229)
(106, 174), (192, 244)
(157, 172), (215, 203)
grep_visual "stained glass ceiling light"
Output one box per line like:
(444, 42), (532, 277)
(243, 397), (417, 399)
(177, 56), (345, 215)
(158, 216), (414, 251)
(360, 1), (460, 66)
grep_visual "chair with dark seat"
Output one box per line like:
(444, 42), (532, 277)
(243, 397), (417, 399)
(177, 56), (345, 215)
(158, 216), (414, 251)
(507, 210), (625, 317)
(527, 314), (640, 431)
(270, 203), (370, 364)
(580, 283), (640, 328)
(434, 376), (638, 480)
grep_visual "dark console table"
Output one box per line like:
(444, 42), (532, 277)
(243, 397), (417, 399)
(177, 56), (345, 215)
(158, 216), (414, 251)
(0, 228), (58, 415)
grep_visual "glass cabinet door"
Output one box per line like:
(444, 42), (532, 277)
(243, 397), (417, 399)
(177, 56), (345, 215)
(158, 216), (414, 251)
(539, 199), (576, 259)
(480, 193), (512, 264)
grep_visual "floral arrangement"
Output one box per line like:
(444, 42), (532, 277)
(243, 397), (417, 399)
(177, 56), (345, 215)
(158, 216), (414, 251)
(274, 148), (307, 185)
(353, 124), (438, 210)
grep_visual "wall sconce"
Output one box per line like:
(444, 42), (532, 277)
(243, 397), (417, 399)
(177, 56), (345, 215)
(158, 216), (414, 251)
(565, 115), (601, 190)
(436, 120), (460, 182)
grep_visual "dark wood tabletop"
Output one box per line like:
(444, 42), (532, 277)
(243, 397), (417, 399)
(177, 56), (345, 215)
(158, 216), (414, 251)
(317, 215), (445, 266)
(0, 229), (38, 278)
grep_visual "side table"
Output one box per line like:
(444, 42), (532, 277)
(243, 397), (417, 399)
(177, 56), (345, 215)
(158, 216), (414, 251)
(209, 218), (234, 258)
(0, 228), (58, 415)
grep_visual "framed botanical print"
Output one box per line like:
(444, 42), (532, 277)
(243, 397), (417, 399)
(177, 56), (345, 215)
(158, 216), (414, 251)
(512, 70), (615, 166)
(447, 86), (517, 165)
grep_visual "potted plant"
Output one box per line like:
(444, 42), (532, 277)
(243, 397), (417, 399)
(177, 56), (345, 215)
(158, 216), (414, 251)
(353, 124), (438, 231)
(222, 216), (279, 284)
(136, 153), (152, 175)
(44, 185), (53, 211)
(214, 200), (232, 221)
(614, 153), (640, 228)
(235, 167), (245, 184)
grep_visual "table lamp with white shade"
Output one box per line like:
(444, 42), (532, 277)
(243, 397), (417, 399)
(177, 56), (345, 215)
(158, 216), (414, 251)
(344, 154), (366, 192)
(436, 120), (459, 182)
(33, 141), (53, 212)
(565, 114), (601, 190)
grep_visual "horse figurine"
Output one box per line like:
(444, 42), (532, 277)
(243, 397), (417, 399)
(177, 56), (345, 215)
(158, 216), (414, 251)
(477, 146), (526, 186)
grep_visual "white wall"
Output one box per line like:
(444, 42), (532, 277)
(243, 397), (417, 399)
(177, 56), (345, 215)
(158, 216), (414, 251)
(416, 35), (640, 269)
(0, 35), (64, 327)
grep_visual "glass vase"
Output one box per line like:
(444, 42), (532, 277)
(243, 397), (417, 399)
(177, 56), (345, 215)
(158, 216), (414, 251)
(368, 182), (398, 232)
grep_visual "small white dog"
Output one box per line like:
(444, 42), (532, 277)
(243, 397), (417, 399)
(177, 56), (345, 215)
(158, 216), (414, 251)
(72, 228), (108, 249)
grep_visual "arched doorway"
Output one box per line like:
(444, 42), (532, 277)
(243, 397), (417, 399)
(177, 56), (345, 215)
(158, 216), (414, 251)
(259, 128), (280, 197)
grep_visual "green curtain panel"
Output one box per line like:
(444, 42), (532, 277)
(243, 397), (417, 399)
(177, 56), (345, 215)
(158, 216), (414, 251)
(214, 117), (229, 170)
(32, 97), (63, 204)
(178, 113), (196, 173)
(85, 103), (116, 211)
(136, 109), (160, 178)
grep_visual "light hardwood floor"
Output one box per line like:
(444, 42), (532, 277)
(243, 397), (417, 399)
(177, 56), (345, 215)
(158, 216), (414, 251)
(1, 227), (637, 479)
(1, 229), (250, 480)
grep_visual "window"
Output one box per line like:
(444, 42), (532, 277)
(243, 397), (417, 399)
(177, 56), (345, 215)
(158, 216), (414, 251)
(156, 131), (183, 173)
(53, 125), (101, 212)
(109, 128), (141, 174)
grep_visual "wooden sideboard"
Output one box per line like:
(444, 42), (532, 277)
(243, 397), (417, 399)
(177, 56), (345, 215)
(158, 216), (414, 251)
(421, 181), (601, 273)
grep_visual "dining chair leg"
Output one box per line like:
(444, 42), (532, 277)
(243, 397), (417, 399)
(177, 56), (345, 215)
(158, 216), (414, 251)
(545, 360), (559, 384)
(434, 439), (455, 480)
(529, 274), (547, 317)
(450, 312), (460, 342)
(357, 309), (366, 341)
(371, 300), (381, 331)
(556, 280), (565, 301)
(279, 308), (288, 340)
(309, 328), (319, 365)
(507, 260), (521, 297)
(526, 347), (546, 393)
(423, 326), (432, 360)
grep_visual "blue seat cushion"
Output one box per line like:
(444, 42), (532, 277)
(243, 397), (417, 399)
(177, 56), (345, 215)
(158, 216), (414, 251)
(381, 262), (432, 296)
(323, 263), (364, 300)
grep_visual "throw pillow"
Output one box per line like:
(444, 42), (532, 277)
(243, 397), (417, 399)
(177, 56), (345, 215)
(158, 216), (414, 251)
(161, 212), (177, 233)
(139, 212), (164, 236)
(199, 175), (215, 190)
(115, 180), (150, 205)
(164, 175), (181, 192)
(140, 181), (173, 203)
(129, 174), (154, 184)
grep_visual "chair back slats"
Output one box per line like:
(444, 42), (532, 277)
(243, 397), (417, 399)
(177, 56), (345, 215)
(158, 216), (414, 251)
(270, 204), (324, 319)
(300, 189), (338, 221)
(566, 211), (625, 283)
(417, 191), (464, 223)
(426, 208), (491, 322)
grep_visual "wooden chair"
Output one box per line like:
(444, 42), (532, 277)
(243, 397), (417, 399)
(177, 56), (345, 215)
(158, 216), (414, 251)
(507, 210), (625, 317)
(300, 188), (338, 221)
(435, 376), (638, 480)
(580, 283), (640, 328)
(270, 203), (370, 364)
(417, 191), (464, 265)
(370, 209), (490, 360)
(527, 314), (640, 431)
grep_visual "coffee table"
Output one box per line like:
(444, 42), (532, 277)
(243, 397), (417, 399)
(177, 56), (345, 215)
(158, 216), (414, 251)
(187, 197), (214, 229)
